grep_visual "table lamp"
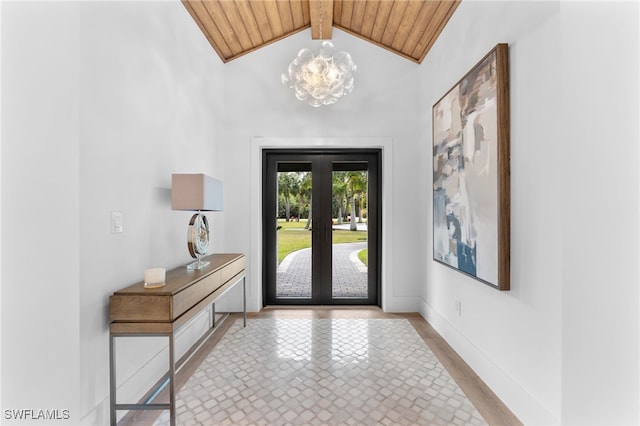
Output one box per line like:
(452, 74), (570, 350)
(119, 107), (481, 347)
(171, 173), (223, 270)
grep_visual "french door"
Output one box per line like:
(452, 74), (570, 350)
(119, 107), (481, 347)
(263, 149), (381, 305)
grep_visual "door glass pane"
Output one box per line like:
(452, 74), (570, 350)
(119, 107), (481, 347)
(276, 170), (313, 299)
(332, 168), (368, 299)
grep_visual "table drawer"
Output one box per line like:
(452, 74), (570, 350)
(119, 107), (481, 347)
(221, 256), (246, 283)
(173, 271), (221, 320)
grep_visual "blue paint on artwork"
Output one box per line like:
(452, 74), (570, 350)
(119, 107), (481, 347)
(446, 213), (462, 240)
(457, 241), (477, 276)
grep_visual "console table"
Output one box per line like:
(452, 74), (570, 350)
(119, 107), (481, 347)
(108, 253), (246, 426)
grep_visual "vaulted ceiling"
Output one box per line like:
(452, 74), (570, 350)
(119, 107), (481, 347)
(181, 0), (460, 64)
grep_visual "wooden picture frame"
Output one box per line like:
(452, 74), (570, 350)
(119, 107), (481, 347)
(432, 43), (510, 290)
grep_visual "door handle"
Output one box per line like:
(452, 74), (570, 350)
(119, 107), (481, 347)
(325, 221), (331, 244)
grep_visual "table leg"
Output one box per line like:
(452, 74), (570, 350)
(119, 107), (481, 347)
(243, 277), (247, 327)
(109, 334), (116, 426)
(169, 334), (176, 426)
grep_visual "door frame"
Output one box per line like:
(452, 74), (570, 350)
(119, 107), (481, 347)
(262, 149), (382, 306)
(248, 137), (397, 313)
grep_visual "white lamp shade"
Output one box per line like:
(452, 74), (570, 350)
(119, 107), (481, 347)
(171, 174), (223, 211)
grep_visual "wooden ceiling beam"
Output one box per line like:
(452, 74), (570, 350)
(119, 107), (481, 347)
(183, 0), (459, 64)
(310, 0), (333, 40)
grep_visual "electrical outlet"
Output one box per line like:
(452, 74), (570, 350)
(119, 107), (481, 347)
(455, 300), (462, 316)
(111, 211), (123, 234)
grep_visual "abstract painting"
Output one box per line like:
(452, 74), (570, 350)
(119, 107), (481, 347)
(432, 44), (510, 290)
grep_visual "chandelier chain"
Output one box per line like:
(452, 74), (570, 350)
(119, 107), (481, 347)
(319, 1), (323, 40)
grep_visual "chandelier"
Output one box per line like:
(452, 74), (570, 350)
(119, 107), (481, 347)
(281, 41), (357, 107)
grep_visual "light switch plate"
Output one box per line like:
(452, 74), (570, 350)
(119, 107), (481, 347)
(111, 211), (123, 234)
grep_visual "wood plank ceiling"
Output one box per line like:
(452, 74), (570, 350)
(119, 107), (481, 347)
(181, 0), (460, 64)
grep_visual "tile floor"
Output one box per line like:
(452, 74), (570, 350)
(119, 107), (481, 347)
(153, 318), (487, 426)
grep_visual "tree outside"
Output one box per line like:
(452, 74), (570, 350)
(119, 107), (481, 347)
(276, 170), (368, 263)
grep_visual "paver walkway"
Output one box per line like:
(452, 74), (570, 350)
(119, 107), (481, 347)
(276, 242), (368, 298)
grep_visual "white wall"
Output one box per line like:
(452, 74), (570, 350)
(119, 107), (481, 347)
(220, 28), (423, 313)
(78, 2), (226, 423)
(419, 1), (639, 425)
(0, 0), (5, 416)
(1, 2), (81, 423)
(2, 1), (225, 424)
(559, 2), (639, 424)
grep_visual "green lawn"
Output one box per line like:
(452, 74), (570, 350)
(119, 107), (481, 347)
(358, 249), (368, 266)
(277, 219), (367, 263)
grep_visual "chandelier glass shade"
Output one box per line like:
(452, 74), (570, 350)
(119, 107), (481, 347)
(281, 41), (356, 107)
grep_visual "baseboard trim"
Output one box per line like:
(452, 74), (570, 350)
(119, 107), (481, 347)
(382, 294), (421, 312)
(418, 298), (559, 425)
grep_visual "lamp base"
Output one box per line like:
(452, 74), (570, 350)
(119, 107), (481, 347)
(186, 259), (210, 270)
